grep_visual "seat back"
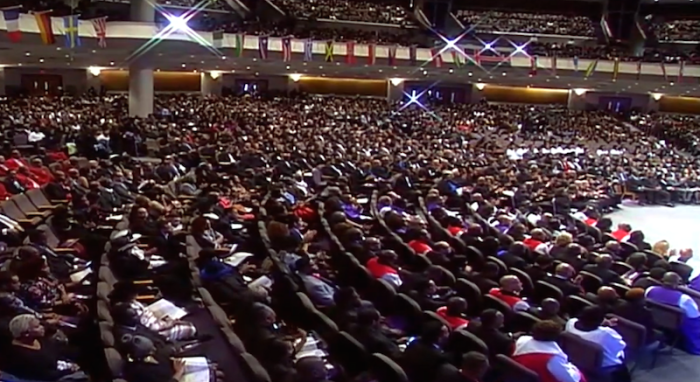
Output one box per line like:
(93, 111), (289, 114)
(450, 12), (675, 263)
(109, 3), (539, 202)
(1, 200), (28, 220)
(455, 278), (483, 315)
(611, 261), (634, 275)
(535, 281), (564, 303)
(28, 188), (52, 207)
(510, 268), (534, 297)
(446, 330), (489, 355)
(564, 295), (594, 318)
(670, 262), (694, 283)
(578, 271), (603, 294)
(559, 332), (604, 373)
(647, 300), (684, 332)
(495, 354), (541, 382)
(238, 352), (272, 382)
(608, 314), (646, 351)
(483, 294), (514, 323)
(12, 193), (40, 214)
(369, 353), (408, 382)
(330, 332), (369, 376)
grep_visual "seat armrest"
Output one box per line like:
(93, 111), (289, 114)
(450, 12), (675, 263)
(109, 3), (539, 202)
(25, 211), (50, 218)
(53, 247), (77, 253)
(133, 280), (154, 285)
(49, 199), (69, 204)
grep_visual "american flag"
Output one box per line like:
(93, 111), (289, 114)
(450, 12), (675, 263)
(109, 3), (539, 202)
(304, 39), (313, 61)
(281, 36), (292, 62)
(258, 36), (268, 60)
(91, 16), (107, 48)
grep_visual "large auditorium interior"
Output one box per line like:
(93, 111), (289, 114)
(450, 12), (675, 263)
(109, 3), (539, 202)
(0, 0), (700, 382)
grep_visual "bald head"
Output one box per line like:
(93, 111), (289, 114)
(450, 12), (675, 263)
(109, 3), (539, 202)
(597, 286), (618, 302)
(554, 263), (575, 279)
(596, 254), (614, 268)
(662, 272), (682, 288)
(500, 275), (523, 294)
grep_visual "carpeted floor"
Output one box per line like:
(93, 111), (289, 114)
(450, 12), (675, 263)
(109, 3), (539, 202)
(607, 203), (700, 251)
(606, 203), (700, 379)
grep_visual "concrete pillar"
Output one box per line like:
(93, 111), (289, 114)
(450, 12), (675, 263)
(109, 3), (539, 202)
(129, 64), (154, 117)
(201, 72), (222, 96)
(131, 0), (155, 22)
(85, 68), (102, 94)
(387, 79), (404, 101)
(470, 83), (485, 103)
(567, 89), (588, 110)
(0, 68), (6, 96)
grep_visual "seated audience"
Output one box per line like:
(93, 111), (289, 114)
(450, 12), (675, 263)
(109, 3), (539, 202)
(513, 320), (584, 382)
(645, 272), (700, 354)
(489, 275), (530, 312)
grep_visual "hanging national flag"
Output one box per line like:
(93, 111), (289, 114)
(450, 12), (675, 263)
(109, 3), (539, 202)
(91, 16), (107, 47)
(529, 56), (537, 76)
(258, 36), (269, 60)
(212, 30), (223, 49)
(63, 14), (80, 48)
(388, 45), (397, 66)
(636, 61), (642, 80)
(612, 58), (620, 81)
(552, 54), (557, 75)
(573, 56), (579, 72)
(678, 60), (685, 83)
(367, 43), (376, 65)
(452, 50), (463, 67)
(281, 36), (292, 62)
(430, 48), (443, 68)
(660, 62), (667, 81)
(584, 59), (598, 78)
(234, 33), (244, 57)
(409, 45), (417, 66)
(2, 7), (22, 42)
(34, 10), (55, 45)
(304, 39), (313, 61)
(324, 40), (334, 62)
(346, 41), (355, 64)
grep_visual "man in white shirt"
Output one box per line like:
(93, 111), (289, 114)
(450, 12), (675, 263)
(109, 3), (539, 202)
(565, 306), (630, 381)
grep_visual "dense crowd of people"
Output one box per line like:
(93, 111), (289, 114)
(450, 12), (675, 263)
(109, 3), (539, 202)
(527, 42), (700, 64)
(455, 10), (595, 37)
(273, 0), (413, 25)
(651, 19), (700, 42)
(0, 91), (699, 382)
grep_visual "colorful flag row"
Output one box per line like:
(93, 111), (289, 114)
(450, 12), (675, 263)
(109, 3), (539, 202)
(0, 7), (107, 47)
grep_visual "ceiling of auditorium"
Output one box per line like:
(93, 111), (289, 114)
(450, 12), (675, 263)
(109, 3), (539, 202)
(2, 38), (699, 97)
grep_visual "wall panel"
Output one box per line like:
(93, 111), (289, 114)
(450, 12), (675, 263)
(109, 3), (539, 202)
(481, 85), (569, 105)
(297, 77), (387, 97)
(659, 96), (700, 114)
(100, 70), (201, 92)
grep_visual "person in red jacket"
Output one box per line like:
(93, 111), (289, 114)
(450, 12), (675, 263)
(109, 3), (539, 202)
(437, 297), (470, 330)
(513, 320), (585, 382)
(28, 158), (54, 186)
(16, 167), (40, 190)
(5, 150), (27, 171)
(489, 275), (531, 312)
(408, 229), (433, 254)
(611, 223), (632, 241)
(523, 228), (547, 252)
(366, 250), (402, 288)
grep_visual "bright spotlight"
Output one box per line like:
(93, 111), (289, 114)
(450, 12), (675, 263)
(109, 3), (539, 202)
(289, 73), (302, 82)
(651, 93), (662, 101)
(484, 43), (493, 50)
(209, 70), (221, 80)
(88, 66), (101, 76)
(573, 88), (586, 96)
(389, 78), (403, 86)
(475, 83), (486, 90)
(168, 15), (188, 31)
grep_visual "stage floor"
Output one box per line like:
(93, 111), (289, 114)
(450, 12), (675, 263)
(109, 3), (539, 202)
(607, 203), (700, 252)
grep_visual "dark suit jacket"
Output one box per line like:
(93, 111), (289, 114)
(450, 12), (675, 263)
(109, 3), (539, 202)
(401, 340), (451, 382)
(582, 264), (624, 285)
(350, 325), (402, 360)
(3, 178), (25, 194)
(97, 190), (123, 211)
(467, 322), (513, 358)
(45, 182), (71, 200)
(543, 274), (583, 297)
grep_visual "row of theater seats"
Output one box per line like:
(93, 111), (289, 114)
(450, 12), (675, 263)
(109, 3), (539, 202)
(96, 216), (272, 382)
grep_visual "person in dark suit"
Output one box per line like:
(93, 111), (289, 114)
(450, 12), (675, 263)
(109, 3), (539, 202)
(27, 230), (81, 281)
(467, 309), (514, 358)
(554, 243), (588, 271)
(3, 170), (26, 194)
(500, 242), (529, 270)
(543, 263), (583, 297)
(468, 262), (500, 294)
(97, 179), (125, 212)
(401, 321), (451, 382)
(525, 254), (554, 283)
(348, 307), (402, 360)
(155, 156), (182, 182)
(583, 254), (624, 285)
(613, 288), (661, 345)
(45, 171), (72, 201)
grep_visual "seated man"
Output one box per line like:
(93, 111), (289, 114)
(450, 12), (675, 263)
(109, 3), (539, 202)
(513, 320), (584, 382)
(366, 250), (402, 288)
(296, 257), (337, 307)
(565, 306), (629, 382)
(645, 272), (700, 354)
(348, 307), (402, 360)
(583, 254), (624, 285)
(437, 297), (470, 330)
(489, 275), (530, 312)
(532, 298), (567, 327)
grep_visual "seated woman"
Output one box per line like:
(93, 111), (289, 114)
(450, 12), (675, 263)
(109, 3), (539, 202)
(122, 334), (223, 382)
(191, 216), (226, 250)
(3, 314), (87, 382)
(12, 249), (86, 315)
(109, 281), (198, 342)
